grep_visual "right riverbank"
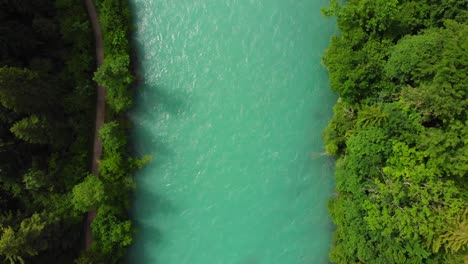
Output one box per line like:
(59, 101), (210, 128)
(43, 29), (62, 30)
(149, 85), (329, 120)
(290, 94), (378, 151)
(322, 1), (467, 263)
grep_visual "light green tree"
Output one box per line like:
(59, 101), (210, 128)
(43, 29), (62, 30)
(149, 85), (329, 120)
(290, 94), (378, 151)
(0, 214), (46, 264)
(72, 175), (105, 213)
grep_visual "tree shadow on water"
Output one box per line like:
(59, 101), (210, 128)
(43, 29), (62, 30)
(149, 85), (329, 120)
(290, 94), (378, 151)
(129, 82), (190, 164)
(126, 61), (190, 263)
(127, 184), (178, 263)
(126, 224), (162, 263)
(136, 83), (190, 119)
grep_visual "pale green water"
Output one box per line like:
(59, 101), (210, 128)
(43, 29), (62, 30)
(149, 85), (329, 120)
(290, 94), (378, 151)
(128, 0), (336, 263)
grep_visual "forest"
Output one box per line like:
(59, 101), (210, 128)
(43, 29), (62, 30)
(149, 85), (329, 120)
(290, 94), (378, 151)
(322, 0), (467, 263)
(0, 0), (141, 263)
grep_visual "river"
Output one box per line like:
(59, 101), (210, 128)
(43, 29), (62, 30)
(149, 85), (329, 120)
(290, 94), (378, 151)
(128, 0), (336, 263)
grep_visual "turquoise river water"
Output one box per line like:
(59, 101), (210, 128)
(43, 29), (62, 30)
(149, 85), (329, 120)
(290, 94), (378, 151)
(128, 0), (337, 263)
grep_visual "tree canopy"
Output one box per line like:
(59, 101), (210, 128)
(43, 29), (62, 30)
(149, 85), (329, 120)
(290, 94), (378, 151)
(0, 0), (144, 262)
(323, 0), (467, 263)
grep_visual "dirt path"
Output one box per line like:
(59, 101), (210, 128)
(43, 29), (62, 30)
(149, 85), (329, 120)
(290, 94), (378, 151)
(83, 0), (105, 249)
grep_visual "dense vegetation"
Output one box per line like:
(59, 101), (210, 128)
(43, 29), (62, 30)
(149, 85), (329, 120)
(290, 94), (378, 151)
(0, 0), (94, 262)
(77, 0), (150, 263)
(322, 0), (467, 263)
(0, 0), (144, 263)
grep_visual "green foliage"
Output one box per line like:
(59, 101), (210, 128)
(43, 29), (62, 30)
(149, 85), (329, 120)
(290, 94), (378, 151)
(99, 121), (126, 153)
(93, 0), (134, 113)
(89, 1), (145, 261)
(0, 214), (46, 263)
(434, 209), (468, 254)
(129, 155), (153, 170)
(93, 55), (133, 112)
(356, 104), (388, 128)
(72, 175), (105, 213)
(91, 206), (132, 259)
(92, 121), (149, 261)
(98, 122), (128, 182)
(10, 115), (53, 144)
(0, 0), (95, 262)
(97, 0), (131, 54)
(398, 22), (468, 124)
(385, 29), (444, 83)
(346, 126), (391, 178)
(324, 1), (467, 263)
(22, 168), (47, 191)
(335, 0), (400, 34)
(323, 99), (356, 155)
(323, 34), (395, 103)
(0, 67), (58, 114)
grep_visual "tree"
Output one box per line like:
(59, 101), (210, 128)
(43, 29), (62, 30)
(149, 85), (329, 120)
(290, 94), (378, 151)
(433, 209), (468, 254)
(0, 214), (46, 263)
(322, 0), (400, 35)
(22, 168), (47, 191)
(323, 1), (467, 263)
(93, 55), (133, 112)
(323, 33), (395, 104)
(324, 98), (357, 155)
(385, 29), (444, 84)
(10, 115), (53, 144)
(0, 67), (59, 114)
(92, 206), (132, 259)
(72, 175), (105, 213)
(98, 121), (126, 153)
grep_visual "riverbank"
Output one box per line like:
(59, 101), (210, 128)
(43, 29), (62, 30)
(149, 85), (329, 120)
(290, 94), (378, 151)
(82, 0), (106, 250)
(0, 0), (141, 262)
(77, 0), (149, 262)
(322, 1), (467, 263)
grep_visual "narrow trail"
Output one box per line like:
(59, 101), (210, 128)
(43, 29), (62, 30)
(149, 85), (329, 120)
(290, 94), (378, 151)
(83, 0), (106, 249)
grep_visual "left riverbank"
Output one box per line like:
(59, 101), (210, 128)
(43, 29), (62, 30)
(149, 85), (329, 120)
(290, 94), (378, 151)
(0, 0), (94, 262)
(82, 0), (106, 251)
(78, 0), (150, 263)
(0, 0), (145, 263)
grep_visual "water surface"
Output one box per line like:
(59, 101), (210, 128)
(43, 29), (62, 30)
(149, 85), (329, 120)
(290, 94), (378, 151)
(128, 0), (336, 263)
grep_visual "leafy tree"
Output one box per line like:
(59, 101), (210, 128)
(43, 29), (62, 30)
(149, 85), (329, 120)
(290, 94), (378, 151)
(72, 175), (105, 213)
(22, 168), (47, 191)
(92, 206), (132, 258)
(323, 32), (395, 103)
(323, 0), (400, 34)
(93, 55), (133, 113)
(98, 121), (126, 153)
(385, 29), (444, 84)
(323, 1), (467, 263)
(324, 99), (357, 155)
